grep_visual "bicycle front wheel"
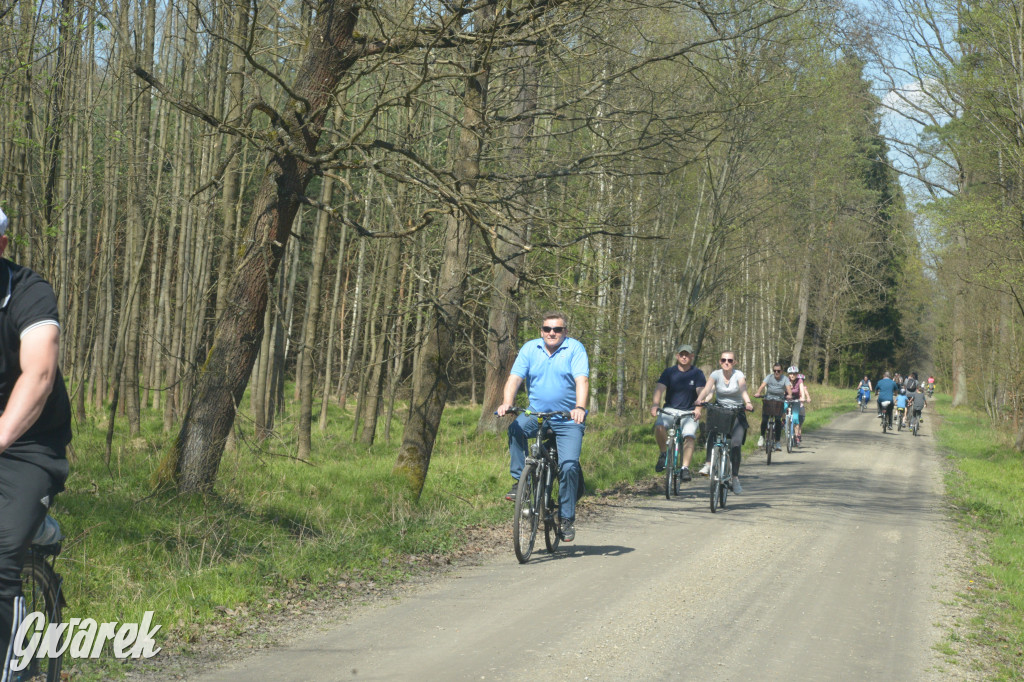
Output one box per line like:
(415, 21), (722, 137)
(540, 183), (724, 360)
(664, 440), (676, 500)
(19, 550), (64, 682)
(513, 463), (539, 563)
(709, 446), (721, 513)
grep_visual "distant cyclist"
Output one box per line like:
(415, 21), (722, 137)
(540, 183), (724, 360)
(786, 366), (810, 445)
(876, 371), (897, 427)
(650, 343), (705, 481)
(857, 376), (872, 407)
(895, 388), (909, 428)
(910, 384), (927, 429)
(752, 363), (789, 451)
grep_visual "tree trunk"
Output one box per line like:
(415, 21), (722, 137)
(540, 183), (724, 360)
(395, 5), (493, 497)
(165, 1), (363, 493)
(477, 45), (537, 433)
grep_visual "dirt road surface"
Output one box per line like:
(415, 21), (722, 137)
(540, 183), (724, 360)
(184, 410), (976, 681)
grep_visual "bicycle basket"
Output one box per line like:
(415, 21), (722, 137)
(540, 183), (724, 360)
(762, 399), (783, 417)
(705, 405), (737, 436)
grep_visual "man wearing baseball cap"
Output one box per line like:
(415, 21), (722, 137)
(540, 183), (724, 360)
(650, 343), (706, 480)
(0, 206), (72, 678)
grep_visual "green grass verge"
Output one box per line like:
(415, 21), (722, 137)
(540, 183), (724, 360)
(51, 382), (868, 679)
(932, 395), (1024, 680)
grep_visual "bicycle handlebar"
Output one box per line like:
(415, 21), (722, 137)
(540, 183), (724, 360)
(496, 407), (575, 419)
(695, 402), (753, 412)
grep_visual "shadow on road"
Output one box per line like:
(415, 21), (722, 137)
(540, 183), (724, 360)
(525, 544), (636, 563)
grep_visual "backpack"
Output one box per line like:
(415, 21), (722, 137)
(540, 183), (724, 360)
(905, 377), (918, 392)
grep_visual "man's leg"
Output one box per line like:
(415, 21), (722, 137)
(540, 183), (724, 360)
(551, 419), (585, 525)
(0, 459), (52, 678)
(653, 417), (669, 472)
(506, 413), (539, 498)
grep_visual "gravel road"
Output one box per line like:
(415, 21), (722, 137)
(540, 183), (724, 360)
(184, 409), (977, 681)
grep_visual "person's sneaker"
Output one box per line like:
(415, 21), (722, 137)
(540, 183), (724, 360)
(775, 442), (782, 451)
(560, 519), (575, 542)
(698, 462), (711, 476)
(757, 435), (765, 447)
(680, 466), (692, 482)
(731, 477), (742, 494)
(655, 452), (666, 473)
(505, 483), (518, 501)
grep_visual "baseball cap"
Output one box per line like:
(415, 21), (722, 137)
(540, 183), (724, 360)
(0, 207), (7, 236)
(675, 343), (694, 355)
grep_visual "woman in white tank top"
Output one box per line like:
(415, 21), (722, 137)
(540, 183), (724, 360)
(694, 351), (753, 493)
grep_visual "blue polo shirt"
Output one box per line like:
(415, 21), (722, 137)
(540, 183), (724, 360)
(511, 336), (589, 413)
(876, 377), (896, 402)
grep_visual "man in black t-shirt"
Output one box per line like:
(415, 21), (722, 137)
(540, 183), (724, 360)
(650, 344), (706, 481)
(0, 207), (71, 677)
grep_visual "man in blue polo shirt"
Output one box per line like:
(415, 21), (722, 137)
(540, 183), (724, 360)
(496, 311), (589, 542)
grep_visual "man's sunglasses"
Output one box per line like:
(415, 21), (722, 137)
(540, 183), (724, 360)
(720, 358), (735, 364)
(541, 326), (565, 333)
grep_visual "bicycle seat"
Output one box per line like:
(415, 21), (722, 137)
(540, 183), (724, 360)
(31, 515), (64, 556)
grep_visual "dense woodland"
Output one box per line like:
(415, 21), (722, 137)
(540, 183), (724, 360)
(0, 0), (1020, 495)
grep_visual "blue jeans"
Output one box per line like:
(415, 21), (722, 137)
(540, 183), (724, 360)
(508, 413), (585, 522)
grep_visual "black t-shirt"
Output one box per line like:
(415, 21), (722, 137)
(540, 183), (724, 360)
(656, 365), (706, 410)
(0, 259), (72, 489)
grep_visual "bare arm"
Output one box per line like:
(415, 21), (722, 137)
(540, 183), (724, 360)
(739, 376), (753, 411)
(650, 382), (667, 417)
(752, 380), (767, 398)
(495, 374), (524, 416)
(571, 376), (589, 424)
(0, 325), (59, 452)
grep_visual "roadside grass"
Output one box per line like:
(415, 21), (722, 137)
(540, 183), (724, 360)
(932, 395), (1024, 681)
(53, 381), (858, 679)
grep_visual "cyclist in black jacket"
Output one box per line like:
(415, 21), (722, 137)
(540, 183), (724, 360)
(0, 207), (72, 677)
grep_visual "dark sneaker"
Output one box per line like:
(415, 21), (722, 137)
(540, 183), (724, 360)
(680, 466), (692, 482)
(560, 519), (575, 542)
(655, 452), (666, 473)
(505, 483), (518, 501)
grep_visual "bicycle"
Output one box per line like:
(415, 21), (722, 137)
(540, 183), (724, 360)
(14, 515), (66, 682)
(896, 405), (906, 431)
(701, 404), (745, 513)
(879, 400), (893, 433)
(857, 388), (870, 412)
(657, 408), (696, 499)
(784, 400), (799, 453)
(757, 398), (783, 465)
(505, 408), (569, 563)
(910, 409), (922, 436)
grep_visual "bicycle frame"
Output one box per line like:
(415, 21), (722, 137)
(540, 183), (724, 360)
(507, 409), (571, 563)
(658, 409), (695, 499)
(702, 404), (743, 513)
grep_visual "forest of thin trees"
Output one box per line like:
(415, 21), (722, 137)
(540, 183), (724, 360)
(5, 0), (1019, 494)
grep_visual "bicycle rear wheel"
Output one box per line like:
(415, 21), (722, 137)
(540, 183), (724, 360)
(709, 446), (721, 513)
(664, 440), (676, 500)
(543, 477), (561, 553)
(513, 463), (539, 563)
(18, 550), (64, 682)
